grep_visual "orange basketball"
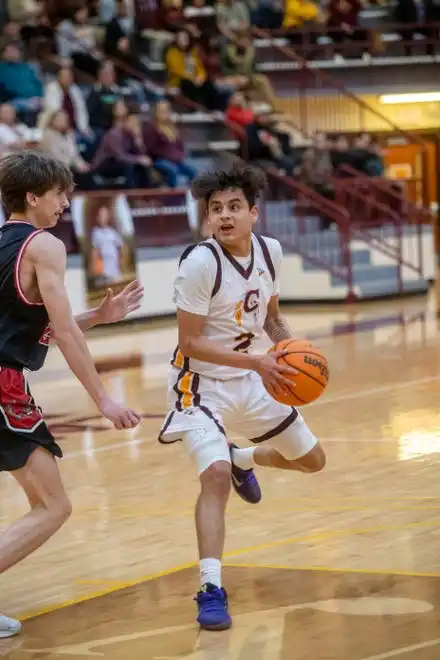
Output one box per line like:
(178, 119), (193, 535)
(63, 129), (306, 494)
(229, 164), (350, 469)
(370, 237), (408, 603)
(266, 339), (329, 406)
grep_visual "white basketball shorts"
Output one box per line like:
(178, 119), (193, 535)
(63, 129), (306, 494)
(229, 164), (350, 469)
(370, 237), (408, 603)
(158, 367), (318, 471)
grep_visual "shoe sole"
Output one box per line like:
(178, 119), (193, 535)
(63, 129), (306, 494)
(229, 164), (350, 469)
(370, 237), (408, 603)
(199, 621), (232, 631)
(0, 628), (21, 638)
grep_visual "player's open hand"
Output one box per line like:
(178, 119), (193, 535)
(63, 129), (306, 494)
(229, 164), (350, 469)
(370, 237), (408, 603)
(97, 280), (144, 325)
(99, 398), (142, 430)
(253, 350), (299, 399)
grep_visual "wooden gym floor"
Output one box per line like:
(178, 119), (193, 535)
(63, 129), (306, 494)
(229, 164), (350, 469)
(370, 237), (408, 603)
(1, 293), (440, 659)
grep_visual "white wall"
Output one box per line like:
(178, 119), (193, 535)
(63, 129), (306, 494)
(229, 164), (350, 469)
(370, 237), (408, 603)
(67, 232), (433, 318)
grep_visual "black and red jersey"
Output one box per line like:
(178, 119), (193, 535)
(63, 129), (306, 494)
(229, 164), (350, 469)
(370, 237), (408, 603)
(0, 221), (51, 371)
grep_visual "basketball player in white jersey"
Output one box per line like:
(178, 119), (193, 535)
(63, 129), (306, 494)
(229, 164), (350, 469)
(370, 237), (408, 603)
(159, 162), (326, 630)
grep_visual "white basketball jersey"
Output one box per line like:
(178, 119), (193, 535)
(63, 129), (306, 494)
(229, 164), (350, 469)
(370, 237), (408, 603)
(171, 234), (282, 380)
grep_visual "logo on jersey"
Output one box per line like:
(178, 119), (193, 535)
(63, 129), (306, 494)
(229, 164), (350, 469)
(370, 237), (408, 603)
(39, 323), (53, 347)
(257, 268), (264, 276)
(243, 289), (260, 314)
(234, 301), (243, 327)
(234, 290), (260, 327)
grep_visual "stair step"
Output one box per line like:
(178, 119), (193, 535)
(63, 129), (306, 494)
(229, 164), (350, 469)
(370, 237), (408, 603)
(357, 278), (429, 298)
(331, 264), (400, 286)
(302, 249), (371, 270)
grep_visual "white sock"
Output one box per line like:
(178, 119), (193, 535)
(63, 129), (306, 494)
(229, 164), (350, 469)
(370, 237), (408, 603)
(231, 446), (256, 471)
(200, 558), (222, 588)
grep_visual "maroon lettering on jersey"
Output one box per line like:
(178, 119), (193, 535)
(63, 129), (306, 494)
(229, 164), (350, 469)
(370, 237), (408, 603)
(243, 289), (260, 313)
(0, 368), (44, 432)
(39, 323), (53, 347)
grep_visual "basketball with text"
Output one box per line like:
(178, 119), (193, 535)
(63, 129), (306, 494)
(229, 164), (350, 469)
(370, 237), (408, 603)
(267, 339), (329, 406)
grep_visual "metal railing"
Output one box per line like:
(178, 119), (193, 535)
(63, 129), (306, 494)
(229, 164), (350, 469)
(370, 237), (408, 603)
(336, 184), (425, 295)
(252, 27), (430, 207)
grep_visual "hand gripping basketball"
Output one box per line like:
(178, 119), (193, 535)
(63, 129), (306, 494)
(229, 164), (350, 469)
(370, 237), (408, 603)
(265, 339), (329, 406)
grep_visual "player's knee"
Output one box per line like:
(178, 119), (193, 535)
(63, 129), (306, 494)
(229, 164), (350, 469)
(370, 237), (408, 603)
(183, 426), (230, 476)
(47, 495), (72, 524)
(295, 444), (326, 473)
(200, 461), (232, 500)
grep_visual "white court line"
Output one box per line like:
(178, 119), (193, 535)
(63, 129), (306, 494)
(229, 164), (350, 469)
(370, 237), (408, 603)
(361, 637), (440, 659)
(63, 436), (145, 460)
(310, 374), (440, 409)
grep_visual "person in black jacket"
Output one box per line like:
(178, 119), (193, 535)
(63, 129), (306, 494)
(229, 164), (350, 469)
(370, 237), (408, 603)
(393, 0), (440, 54)
(103, 0), (135, 59)
(87, 62), (123, 136)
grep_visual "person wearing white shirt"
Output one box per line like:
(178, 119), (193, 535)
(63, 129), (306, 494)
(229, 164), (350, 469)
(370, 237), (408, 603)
(0, 104), (27, 157)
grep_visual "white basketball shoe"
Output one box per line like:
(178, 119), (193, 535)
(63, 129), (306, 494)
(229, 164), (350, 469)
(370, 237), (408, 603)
(0, 615), (21, 638)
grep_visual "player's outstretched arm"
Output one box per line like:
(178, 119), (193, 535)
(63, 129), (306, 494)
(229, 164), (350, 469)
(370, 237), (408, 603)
(74, 281), (144, 332)
(27, 233), (141, 430)
(263, 295), (294, 343)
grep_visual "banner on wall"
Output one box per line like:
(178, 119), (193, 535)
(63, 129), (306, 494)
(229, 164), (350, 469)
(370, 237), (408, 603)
(75, 194), (139, 309)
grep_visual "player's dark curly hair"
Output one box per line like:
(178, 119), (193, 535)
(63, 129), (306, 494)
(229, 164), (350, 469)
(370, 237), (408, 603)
(191, 161), (267, 207)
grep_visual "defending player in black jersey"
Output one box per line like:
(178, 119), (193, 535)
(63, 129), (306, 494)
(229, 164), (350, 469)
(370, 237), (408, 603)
(0, 151), (143, 637)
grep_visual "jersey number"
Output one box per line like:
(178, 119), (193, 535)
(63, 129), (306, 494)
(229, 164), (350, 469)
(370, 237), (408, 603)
(233, 332), (255, 353)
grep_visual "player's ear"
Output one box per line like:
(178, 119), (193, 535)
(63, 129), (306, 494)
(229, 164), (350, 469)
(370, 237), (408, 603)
(250, 205), (258, 225)
(26, 192), (38, 208)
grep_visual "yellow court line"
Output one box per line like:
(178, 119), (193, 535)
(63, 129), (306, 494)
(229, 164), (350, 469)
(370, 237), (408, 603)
(222, 518), (440, 560)
(18, 560), (197, 622)
(223, 562), (440, 579)
(17, 518), (440, 622)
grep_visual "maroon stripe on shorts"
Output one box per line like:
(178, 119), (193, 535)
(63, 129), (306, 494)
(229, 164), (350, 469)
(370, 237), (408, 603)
(249, 408), (298, 444)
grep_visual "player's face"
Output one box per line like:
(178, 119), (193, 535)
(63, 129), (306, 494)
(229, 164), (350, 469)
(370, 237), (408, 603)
(207, 189), (257, 250)
(27, 187), (70, 228)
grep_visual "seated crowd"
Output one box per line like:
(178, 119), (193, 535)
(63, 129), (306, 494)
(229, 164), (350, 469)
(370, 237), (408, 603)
(0, 0), (391, 197)
(0, 0), (199, 191)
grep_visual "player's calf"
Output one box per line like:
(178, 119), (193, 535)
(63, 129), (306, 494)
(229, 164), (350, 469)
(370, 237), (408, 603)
(195, 461), (232, 631)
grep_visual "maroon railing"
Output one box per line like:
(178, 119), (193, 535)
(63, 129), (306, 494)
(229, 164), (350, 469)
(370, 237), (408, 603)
(257, 21), (440, 59)
(258, 168), (358, 299)
(252, 27), (430, 206)
(333, 164), (433, 228)
(336, 184), (425, 295)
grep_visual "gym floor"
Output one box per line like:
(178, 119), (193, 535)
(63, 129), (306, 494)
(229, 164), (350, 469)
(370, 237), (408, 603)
(1, 292), (440, 659)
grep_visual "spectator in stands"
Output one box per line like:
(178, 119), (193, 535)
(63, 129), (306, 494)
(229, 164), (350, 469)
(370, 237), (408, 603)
(283, 0), (321, 49)
(299, 131), (334, 198)
(87, 62), (123, 135)
(165, 30), (228, 111)
(0, 103), (27, 156)
(41, 109), (92, 189)
(14, 2), (55, 56)
(56, 5), (101, 77)
(330, 134), (353, 171)
(221, 29), (277, 109)
(350, 133), (385, 176)
(158, 0), (186, 31)
(226, 91), (255, 129)
(38, 65), (90, 135)
(111, 98), (129, 127)
(143, 99), (196, 188)
(327, 0), (368, 58)
(0, 42), (43, 122)
(251, 0), (283, 29)
(245, 112), (298, 174)
(216, 0), (250, 44)
(91, 111), (156, 189)
(393, 0), (440, 55)
(7, 0), (40, 23)
(0, 21), (22, 49)
(104, 0), (134, 57)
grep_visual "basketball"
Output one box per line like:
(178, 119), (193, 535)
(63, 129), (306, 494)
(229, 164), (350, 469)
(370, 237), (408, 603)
(266, 339), (329, 406)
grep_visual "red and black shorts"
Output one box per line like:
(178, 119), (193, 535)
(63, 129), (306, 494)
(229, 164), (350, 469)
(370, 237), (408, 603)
(0, 367), (62, 472)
